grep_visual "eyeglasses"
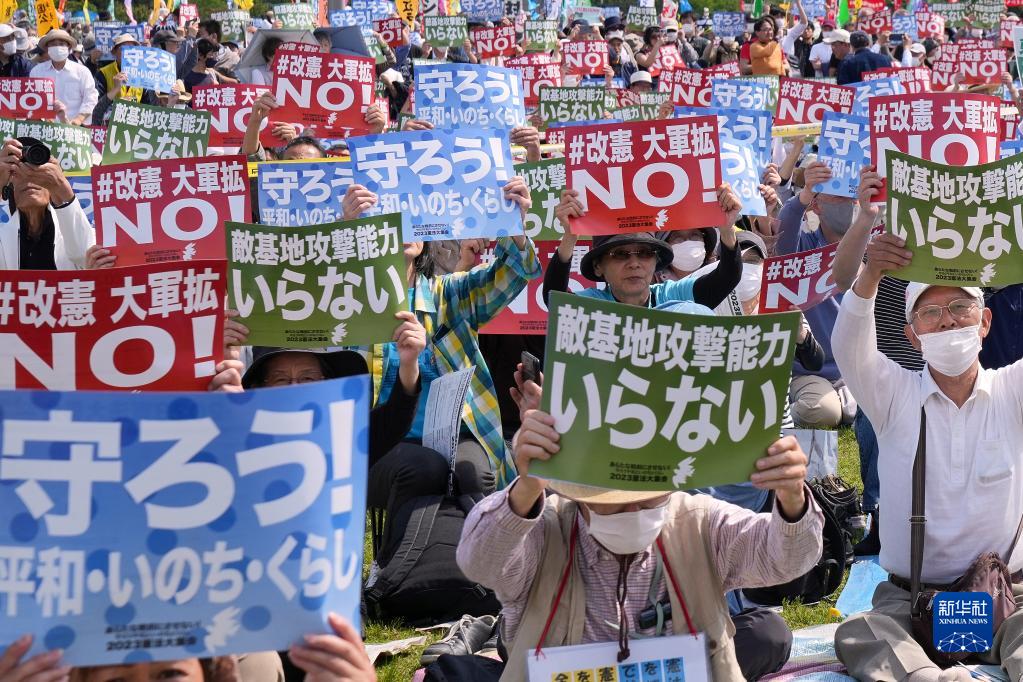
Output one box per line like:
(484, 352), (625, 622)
(265, 374), (325, 387)
(912, 298), (979, 328)
(606, 248), (658, 261)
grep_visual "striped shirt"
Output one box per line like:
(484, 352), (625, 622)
(458, 485), (824, 645)
(875, 277), (924, 372)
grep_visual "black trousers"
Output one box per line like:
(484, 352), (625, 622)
(367, 438), (496, 563)
(732, 607), (793, 680)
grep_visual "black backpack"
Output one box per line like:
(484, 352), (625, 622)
(742, 475), (860, 606)
(364, 494), (501, 626)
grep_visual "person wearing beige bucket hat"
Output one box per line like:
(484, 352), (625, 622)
(457, 310), (825, 681)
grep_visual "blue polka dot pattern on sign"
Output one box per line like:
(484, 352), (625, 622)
(124, 650), (153, 664)
(288, 531), (307, 560)
(193, 451), (217, 464)
(9, 513), (38, 542)
(242, 605), (272, 631)
(465, 217), (477, 229)
(167, 398), (199, 419)
(300, 593), (327, 612)
(185, 628), (207, 654)
(86, 548), (110, 573)
(264, 480), (292, 502)
(146, 529), (178, 555)
(105, 603), (136, 626)
(208, 506), (237, 532)
(245, 432), (275, 449)
(496, 229), (509, 238)
(117, 418), (139, 446)
(44, 625), (75, 650)
(357, 427), (369, 455)
(226, 391), (256, 405)
(31, 391), (62, 410)
(301, 402), (323, 429)
(341, 377), (366, 401)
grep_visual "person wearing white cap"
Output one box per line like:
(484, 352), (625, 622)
(833, 171), (1023, 681)
(0, 25), (33, 77)
(628, 69), (652, 93)
(29, 29), (98, 125)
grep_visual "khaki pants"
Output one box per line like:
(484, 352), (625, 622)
(789, 375), (844, 429)
(835, 581), (1023, 681)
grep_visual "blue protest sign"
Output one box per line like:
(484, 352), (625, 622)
(677, 106), (773, 168)
(0, 377), (369, 666)
(119, 46), (177, 94)
(463, 0), (505, 21)
(676, 107), (767, 216)
(933, 592), (993, 655)
(711, 78), (771, 111)
(892, 13), (917, 39)
(1000, 139), (1023, 158)
(712, 12), (745, 37)
(849, 77), (905, 117)
(257, 160), (354, 226)
(68, 174), (93, 226)
(93, 24), (147, 59)
(814, 111), (870, 198)
(415, 63), (526, 129)
(348, 127), (523, 241)
(330, 8), (387, 26)
(800, 0), (826, 17)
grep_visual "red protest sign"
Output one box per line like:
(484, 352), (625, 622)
(775, 77), (855, 127)
(374, 17), (405, 48)
(649, 44), (682, 77)
(915, 11), (944, 39)
(659, 67), (712, 107)
(870, 93), (1001, 201)
(565, 117), (725, 235)
(92, 155), (251, 266)
(471, 25), (517, 59)
(759, 241), (841, 314)
(0, 77), (55, 119)
(1002, 109), (1019, 141)
(1000, 19), (1019, 48)
(959, 45), (1006, 85)
(89, 125), (105, 154)
(506, 53), (561, 107)
(563, 40), (609, 77)
(192, 83), (270, 147)
(179, 2), (198, 22)
(479, 241), (595, 334)
(864, 66), (932, 94)
(0, 260), (226, 391)
(271, 49), (375, 138)
(930, 44), (959, 90)
(863, 9), (892, 33)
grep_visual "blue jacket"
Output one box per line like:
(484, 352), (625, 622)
(837, 48), (892, 85)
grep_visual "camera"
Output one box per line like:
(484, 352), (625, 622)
(17, 136), (51, 166)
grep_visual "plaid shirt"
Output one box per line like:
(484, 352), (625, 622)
(372, 237), (541, 489)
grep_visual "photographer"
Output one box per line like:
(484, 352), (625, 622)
(0, 138), (98, 271)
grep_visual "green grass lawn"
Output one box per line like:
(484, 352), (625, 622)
(365, 428), (864, 679)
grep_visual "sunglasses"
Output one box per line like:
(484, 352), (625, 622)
(606, 247), (658, 261)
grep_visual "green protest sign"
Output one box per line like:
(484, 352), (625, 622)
(968, 0), (1001, 28)
(626, 6), (658, 31)
(0, 118), (93, 172)
(361, 27), (386, 64)
(926, 1), (969, 24)
(424, 15), (469, 47)
(524, 20), (558, 52)
(273, 2), (317, 28)
(533, 292), (800, 492)
(103, 101), (210, 164)
(610, 104), (660, 122)
(740, 75), (780, 113)
(886, 151), (1023, 287)
(227, 214), (407, 347)
(210, 10), (251, 43)
(517, 158), (581, 242)
(538, 86), (609, 128)
(1015, 26), (1023, 81)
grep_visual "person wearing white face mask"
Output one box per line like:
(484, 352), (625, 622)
(0, 25), (33, 77)
(29, 30), (97, 125)
(654, 228), (717, 282)
(833, 171), (1023, 682)
(458, 356), (824, 681)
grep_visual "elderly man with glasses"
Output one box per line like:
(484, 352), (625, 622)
(832, 170), (1023, 682)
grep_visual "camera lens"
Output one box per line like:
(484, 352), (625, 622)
(15, 136), (51, 166)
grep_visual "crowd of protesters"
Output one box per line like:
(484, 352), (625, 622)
(2, 0), (1023, 680)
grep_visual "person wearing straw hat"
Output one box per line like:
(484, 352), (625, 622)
(457, 312), (824, 681)
(30, 29), (98, 125)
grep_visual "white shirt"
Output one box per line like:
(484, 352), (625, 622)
(30, 58), (98, 121)
(0, 201), (94, 270)
(833, 288), (1023, 584)
(808, 42), (832, 76)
